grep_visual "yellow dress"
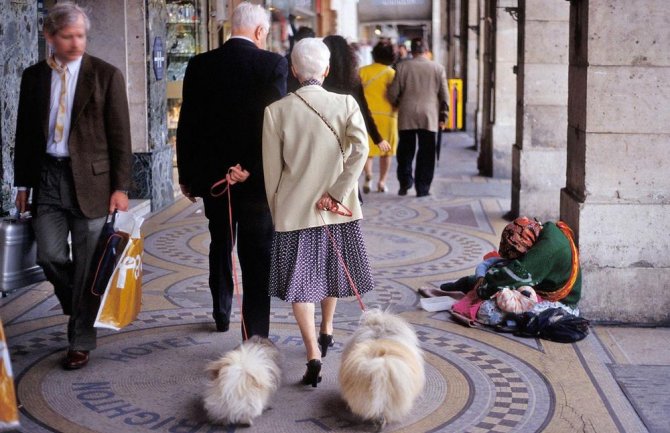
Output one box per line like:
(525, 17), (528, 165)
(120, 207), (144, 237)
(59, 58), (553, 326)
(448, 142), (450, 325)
(359, 63), (398, 157)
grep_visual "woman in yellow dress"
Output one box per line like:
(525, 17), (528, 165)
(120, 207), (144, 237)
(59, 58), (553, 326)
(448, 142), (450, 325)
(359, 41), (398, 193)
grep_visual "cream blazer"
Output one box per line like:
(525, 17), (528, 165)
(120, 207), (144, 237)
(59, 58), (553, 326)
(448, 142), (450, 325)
(262, 86), (369, 232)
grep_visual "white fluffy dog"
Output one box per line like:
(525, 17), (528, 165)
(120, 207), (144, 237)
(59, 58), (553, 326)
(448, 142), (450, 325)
(203, 336), (281, 426)
(339, 310), (425, 428)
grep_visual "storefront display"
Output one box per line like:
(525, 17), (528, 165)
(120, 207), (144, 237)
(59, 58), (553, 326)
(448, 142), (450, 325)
(166, 0), (208, 161)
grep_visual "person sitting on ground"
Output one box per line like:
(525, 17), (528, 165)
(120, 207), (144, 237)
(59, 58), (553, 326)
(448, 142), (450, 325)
(421, 217), (581, 321)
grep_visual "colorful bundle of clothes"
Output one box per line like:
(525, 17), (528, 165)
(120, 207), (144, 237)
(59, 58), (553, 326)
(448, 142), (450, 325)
(443, 218), (585, 341)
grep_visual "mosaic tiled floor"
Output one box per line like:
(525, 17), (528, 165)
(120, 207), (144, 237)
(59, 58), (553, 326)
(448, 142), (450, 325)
(0, 133), (655, 432)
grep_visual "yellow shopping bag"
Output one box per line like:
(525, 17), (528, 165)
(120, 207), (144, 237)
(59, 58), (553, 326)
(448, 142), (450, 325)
(94, 212), (144, 330)
(0, 319), (19, 430)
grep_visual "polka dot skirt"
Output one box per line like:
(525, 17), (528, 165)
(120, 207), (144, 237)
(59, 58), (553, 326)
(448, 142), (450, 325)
(269, 220), (375, 303)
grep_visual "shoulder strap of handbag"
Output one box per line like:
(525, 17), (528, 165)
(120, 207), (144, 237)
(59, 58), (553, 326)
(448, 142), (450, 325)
(291, 92), (345, 159)
(362, 66), (392, 89)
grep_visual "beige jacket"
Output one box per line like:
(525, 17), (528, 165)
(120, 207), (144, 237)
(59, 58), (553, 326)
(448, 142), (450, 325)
(387, 56), (449, 132)
(262, 86), (368, 232)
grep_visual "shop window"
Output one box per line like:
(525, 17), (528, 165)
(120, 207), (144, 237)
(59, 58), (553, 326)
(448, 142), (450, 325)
(166, 0), (207, 164)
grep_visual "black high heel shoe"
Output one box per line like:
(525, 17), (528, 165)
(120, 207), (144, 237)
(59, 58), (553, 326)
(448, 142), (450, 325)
(302, 359), (322, 387)
(318, 334), (334, 357)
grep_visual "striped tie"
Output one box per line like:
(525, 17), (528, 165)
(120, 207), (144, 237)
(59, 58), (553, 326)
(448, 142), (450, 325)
(46, 56), (68, 143)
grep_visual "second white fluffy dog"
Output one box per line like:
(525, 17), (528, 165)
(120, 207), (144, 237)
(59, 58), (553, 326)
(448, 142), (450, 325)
(203, 336), (281, 426)
(339, 309), (425, 428)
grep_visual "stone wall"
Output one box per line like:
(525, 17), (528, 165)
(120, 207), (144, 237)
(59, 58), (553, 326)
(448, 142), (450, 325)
(465, 0), (478, 134)
(511, 0), (569, 221)
(141, 0), (174, 211)
(491, 8), (516, 179)
(147, 0), (169, 153)
(562, 0), (670, 323)
(81, 0), (173, 211)
(0, 0), (38, 214)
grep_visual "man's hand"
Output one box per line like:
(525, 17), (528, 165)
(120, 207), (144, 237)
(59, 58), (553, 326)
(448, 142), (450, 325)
(15, 190), (30, 214)
(377, 140), (392, 153)
(109, 191), (129, 213)
(227, 164), (250, 185)
(180, 184), (196, 203)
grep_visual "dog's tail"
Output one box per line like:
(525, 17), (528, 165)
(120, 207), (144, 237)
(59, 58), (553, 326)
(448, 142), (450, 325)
(339, 338), (425, 424)
(210, 343), (281, 391)
(203, 342), (281, 425)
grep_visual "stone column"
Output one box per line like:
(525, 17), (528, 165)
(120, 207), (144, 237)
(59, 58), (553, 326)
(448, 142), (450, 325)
(490, 6), (517, 178)
(562, 0), (670, 323)
(511, 0), (569, 221)
(81, 0), (174, 211)
(465, 0), (479, 134)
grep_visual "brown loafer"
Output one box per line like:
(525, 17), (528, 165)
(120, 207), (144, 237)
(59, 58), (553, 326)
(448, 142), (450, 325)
(63, 350), (90, 370)
(418, 287), (450, 298)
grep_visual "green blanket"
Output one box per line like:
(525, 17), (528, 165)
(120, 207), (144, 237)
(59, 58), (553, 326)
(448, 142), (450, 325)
(480, 222), (581, 306)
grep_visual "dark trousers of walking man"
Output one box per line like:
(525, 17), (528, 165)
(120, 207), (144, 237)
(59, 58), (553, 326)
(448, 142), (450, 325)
(202, 193), (273, 337)
(397, 129), (436, 197)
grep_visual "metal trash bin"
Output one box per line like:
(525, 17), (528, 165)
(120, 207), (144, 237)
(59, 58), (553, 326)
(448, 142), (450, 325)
(0, 217), (45, 294)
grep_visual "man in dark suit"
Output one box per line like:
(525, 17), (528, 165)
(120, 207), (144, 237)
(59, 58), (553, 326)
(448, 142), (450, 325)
(176, 2), (287, 338)
(14, 3), (132, 370)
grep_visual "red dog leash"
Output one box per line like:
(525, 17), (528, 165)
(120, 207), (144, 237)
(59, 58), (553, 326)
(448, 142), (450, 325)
(210, 172), (248, 341)
(318, 202), (366, 311)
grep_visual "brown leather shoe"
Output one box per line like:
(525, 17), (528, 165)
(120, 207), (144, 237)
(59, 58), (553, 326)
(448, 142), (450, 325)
(418, 287), (450, 298)
(63, 350), (90, 370)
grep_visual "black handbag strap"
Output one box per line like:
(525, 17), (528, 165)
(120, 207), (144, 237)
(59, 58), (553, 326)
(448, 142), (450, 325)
(291, 92), (345, 159)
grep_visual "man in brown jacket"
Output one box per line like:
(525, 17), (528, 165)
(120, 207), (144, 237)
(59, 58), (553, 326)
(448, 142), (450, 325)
(14, 3), (132, 370)
(387, 38), (448, 197)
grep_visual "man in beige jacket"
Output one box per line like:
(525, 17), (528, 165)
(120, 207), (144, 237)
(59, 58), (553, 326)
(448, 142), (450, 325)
(387, 38), (448, 197)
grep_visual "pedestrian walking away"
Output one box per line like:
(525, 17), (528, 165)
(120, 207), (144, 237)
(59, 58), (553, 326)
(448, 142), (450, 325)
(262, 38), (374, 387)
(176, 2), (288, 338)
(388, 38), (448, 197)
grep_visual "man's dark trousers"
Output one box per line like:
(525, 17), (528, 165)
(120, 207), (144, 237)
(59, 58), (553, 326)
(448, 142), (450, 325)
(32, 157), (106, 350)
(202, 192), (273, 338)
(397, 129), (437, 196)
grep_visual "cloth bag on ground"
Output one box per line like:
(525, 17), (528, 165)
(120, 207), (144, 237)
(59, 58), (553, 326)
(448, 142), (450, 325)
(0, 319), (19, 431)
(493, 286), (538, 314)
(512, 307), (590, 343)
(94, 211), (144, 330)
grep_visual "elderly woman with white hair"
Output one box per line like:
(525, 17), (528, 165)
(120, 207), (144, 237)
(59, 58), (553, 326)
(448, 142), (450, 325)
(263, 38), (374, 387)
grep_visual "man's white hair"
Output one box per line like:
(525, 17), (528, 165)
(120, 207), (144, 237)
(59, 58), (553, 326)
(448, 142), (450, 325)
(291, 38), (330, 83)
(232, 2), (270, 32)
(44, 1), (90, 36)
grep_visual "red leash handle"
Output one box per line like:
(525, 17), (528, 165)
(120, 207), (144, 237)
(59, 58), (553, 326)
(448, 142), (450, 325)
(210, 173), (248, 340)
(210, 177), (230, 198)
(317, 206), (366, 311)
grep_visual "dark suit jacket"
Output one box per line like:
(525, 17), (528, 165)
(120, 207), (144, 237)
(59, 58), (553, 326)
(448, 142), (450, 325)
(176, 38), (288, 199)
(14, 53), (132, 218)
